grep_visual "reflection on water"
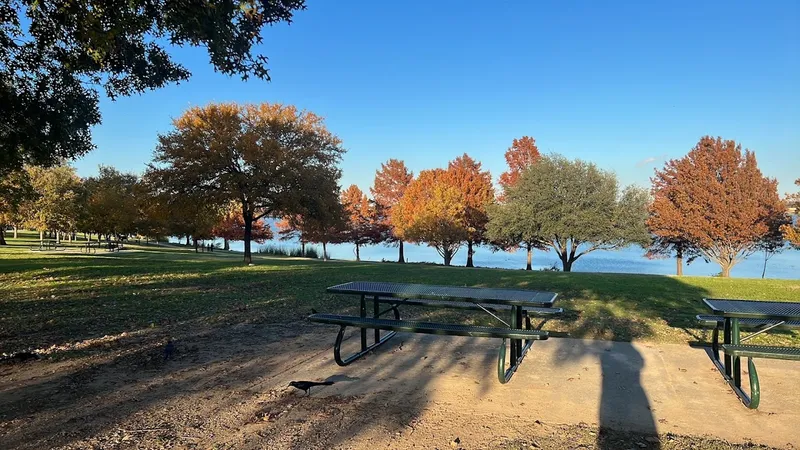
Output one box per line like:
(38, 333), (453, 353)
(198, 238), (799, 280)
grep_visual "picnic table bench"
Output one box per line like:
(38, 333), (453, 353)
(700, 299), (800, 409)
(30, 240), (64, 252)
(309, 281), (561, 383)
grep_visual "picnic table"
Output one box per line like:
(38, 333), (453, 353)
(702, 299), (800, 409)
(309, 281), (561, 383)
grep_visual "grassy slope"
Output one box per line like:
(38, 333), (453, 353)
(1, 231), (799, 354)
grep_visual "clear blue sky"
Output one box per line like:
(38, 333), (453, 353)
(74, 0), (800, 195)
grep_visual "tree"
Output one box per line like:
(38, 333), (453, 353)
(276, 215), (309, 254)
(133, 177), (170, 243)
(781, 179), (800, 249)
(393, 169), (468, 266)
(498, 136), (541, 196)
(371, 159), (413, 263)
(485, 204), (548, 271)
(149, 102), (345, 264)
(648, 137), (789, 277)
(489, 136), (546, 270)
(212, 202), (273, 251)
(299, 183), (347, 261)
(83, 166), (140, 240)
(0, 168), (35, 244)
(492, 155), (650, 272)
(1, 0), (306, 174)
(644, 237), (699, 277)
(340, 185), (384, 261)
(446, 154), (495, 267)
(24, 165), (83, 242)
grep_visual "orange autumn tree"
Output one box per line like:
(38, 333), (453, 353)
(648, 136), (789, 277)
(212, 202), (273, 250)
(446, 154), (495, 267)
(393, 169), (467, 266)
(782, 178), (800, 249)
(498, 136), (542, 196)
(340, 184), (385, 261)
(371, 159), (413, 263)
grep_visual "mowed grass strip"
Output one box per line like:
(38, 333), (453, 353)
(1, 231), (799, 354)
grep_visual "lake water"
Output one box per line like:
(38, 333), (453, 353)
(208, 239), (800, 280)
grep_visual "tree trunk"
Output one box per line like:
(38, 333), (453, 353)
(0, 228), (6, 245)
(559, 252), (573, 272)
(762, 250), (769, 279)
(243, 211), (253, 264)
(13, 226), (17, 238)
(526, 244), (532, 271)
(322, 242), (328, 261)
(355, 243), (360, 261)
(676, 246), (683, 276)
(224, 238), (230, 251)
(40, 230), (43, 242)
(398, 240), (405, 263)
(56, 230), (60, 243)
(720, 264), (732, 278)
(443, 248), (452, 266)
(466, 240), (474, 267)
(301, 241), (306, 255)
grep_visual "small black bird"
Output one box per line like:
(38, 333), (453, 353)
(164, 340), (176, 361)
(288, 380), (334, 395)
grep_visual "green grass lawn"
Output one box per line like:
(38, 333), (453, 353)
(2, 230), (799, 354)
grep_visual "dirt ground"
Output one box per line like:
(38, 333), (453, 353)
(0, 319), (792, 450)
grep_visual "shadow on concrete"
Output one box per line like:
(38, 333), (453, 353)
(552, 304), (663, 449)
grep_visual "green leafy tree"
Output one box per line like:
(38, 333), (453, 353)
(1, 0), (306, 174)
(24, 165), (83, 242)
(83, 166), (140, 240)
(150, 102), (345, 264)
(491, 154), (650, 272)
(0, 168), (36, 244)
(782, 179), (800, 249)
(485, 204), (548, 271)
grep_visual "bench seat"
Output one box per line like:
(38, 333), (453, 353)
(308, 313), (548, 340)
(696, 315), (800, 329)
(721, 344), (800, 361)
(376, 297), (562, 316)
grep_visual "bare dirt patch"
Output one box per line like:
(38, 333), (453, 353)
(0, 318), (790, 450)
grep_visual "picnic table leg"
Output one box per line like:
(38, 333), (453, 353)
(360, 294), (367, 351)
(731, 318), (741, 388)
(373, 295), (380, 344)
(514, 305), (523, 362)
(723, 318), (732, 378)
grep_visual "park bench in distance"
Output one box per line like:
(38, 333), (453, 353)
(30, 240), (65, 252)
(700, 299), (800, 409)
(309, 281), (561, 383)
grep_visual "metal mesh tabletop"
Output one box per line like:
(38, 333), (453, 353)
(327, 281), (557, 307)
(704, 299), (800, 321)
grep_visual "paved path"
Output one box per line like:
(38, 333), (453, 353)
(279, 331), (799, 448)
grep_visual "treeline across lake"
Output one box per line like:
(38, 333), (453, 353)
(1, 102), (798, 278)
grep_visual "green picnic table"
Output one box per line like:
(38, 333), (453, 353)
(702, 298), (800, 409)
(309, 281), (561, 383)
